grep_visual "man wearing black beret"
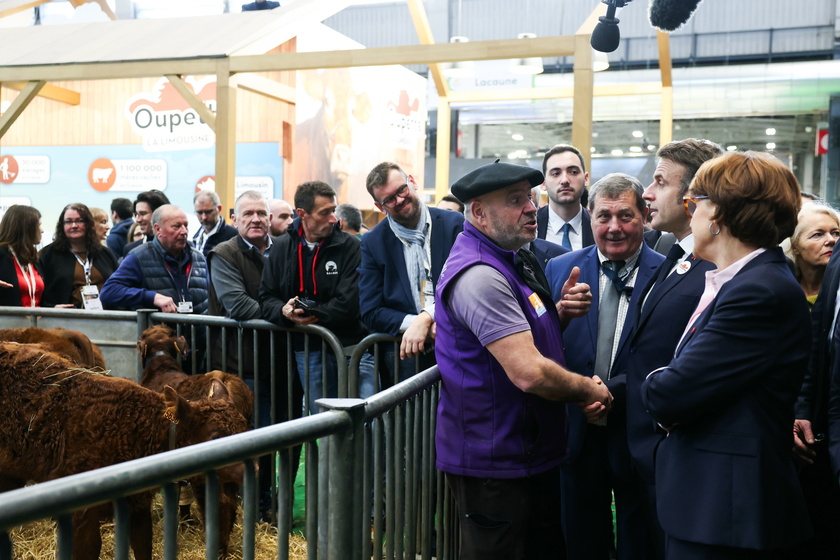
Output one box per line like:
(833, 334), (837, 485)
(434, 160), (613, 559)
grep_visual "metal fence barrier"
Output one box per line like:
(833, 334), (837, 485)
(0, 307), (458, 559)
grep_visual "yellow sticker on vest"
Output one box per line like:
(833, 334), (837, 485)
(528, 292), (547, 317)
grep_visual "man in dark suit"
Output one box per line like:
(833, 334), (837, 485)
(359, 162), (463, 383)
(625, 138), (724, 558)
(192, 190), (238, 258)
(537, 144), (595, 250)
(546, 173), (662, 560)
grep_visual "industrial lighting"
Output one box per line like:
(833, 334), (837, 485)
(611, 149), (624, 156)
(766, 142), (776, 150)
(441, 36), (475, 78)
(510, 33), (544, 75)
(512, 133), (524, 141)
(632, 130), (644, 138)
(766, 128), (776, 136)
(593, 50), (610, 72)
(629, 146), (642, 153)
(727, 145), (737, 151)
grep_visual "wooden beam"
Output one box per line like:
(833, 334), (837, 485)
(164, 74), (216, 132)
(446, 83), (662, 103)
(405, 0), (449, 98)
(571, 35), (594, 172)
(233, 72), (296, 105)
(0, 36), (576, 82)
(0, 0), (46, 18)
(230, 35), (576, 73)
(656, 31), (672, 88)
(435, 98), (452, 201)
(214, 59), (237, 216)
(656, 30), (673, 144)
(2, 81), (81, 105)
(0, 80), (45, 138)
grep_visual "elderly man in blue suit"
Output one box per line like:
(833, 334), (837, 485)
(359, 162), (464, 383)
(546, 173), (662, 560)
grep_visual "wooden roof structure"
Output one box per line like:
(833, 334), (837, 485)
(0, 0), (673, 205)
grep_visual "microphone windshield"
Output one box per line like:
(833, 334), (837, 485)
(590, 16), (621, 53)
(649, 0), (703, 32)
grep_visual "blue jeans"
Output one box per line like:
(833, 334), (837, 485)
(294, 350), (377, 413)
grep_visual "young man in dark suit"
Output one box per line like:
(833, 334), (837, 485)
(546, 173), (663, 560)
(537, 144), (595, 250)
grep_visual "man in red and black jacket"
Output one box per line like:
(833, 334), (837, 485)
(259, 180), (368, 413)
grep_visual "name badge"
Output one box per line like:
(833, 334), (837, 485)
(528, 292), (547, 317)
(81, 284), (103, 311)
(177, 301), (194, 314)
(676, 261), (691, 275)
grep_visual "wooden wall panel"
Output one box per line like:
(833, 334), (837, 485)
(1, 39), (296, 149)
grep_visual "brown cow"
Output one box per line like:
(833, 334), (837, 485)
(0, 342), (248, 560)
(0, 327), (106, 370)
(136, 324), (254, 550)
(137, 325), (254, 425)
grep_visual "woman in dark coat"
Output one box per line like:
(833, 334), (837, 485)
(39, 203), (118, 309)
(0, 205), (45, 307)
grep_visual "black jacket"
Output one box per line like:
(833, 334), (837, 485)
(259, 219), (366, 346)
(39, 243), (119, 308)
(0, 246), (44, 307)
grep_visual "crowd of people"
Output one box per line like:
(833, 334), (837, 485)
(0, 143), (838, 558)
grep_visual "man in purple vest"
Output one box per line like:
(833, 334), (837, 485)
(435, 160), (613, 559)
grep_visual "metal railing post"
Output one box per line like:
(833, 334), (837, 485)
(316, 398), (367, 560)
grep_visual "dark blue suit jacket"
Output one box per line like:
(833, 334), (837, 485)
(546, 244), (662, 462)
(529, 238), (568, 271)
(536, 205), (595, 248)
(624, 244), (715, 484)
(641, 248), (811, 550)
(359, 207), (464, 336)
(799, 246), (840, 435)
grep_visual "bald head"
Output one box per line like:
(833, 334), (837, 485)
(152, 205), (190, 257)
(269, 199), (294, 235)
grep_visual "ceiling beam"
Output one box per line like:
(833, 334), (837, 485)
(2, 81), (81, 105)
(234, 73), (297, 105)
(164, 74), (216, 132)
(0, 80), (45, 138)
(405, 0), (449, 98)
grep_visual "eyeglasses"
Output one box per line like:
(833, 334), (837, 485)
(195, 209), (217, 216)
(380, 184), (410, 208)
(63, 219), (85, 226)
(682, 195), (710, 218)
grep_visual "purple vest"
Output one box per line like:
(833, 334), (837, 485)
(434, 222), (569, 478)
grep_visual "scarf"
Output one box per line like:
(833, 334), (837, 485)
(388, 203), (430, 313)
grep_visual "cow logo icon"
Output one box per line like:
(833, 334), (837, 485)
(325, 261), (338, 275)
(0, 155), (18, 184)
(88, 158), (117, 192)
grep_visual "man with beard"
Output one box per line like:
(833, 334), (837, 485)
(101, 204), (208, 314)
(537, 144), (595, 250)
(192, 190), (238, 258)
(435, 160), (611, 559)
(546, 174), (663, 559)
(359, 162), (463, 384)
(269, 199), (294, 236)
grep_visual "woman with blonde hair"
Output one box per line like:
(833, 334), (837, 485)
(0, 205), (45, 307)
(786, 202), (840, 309)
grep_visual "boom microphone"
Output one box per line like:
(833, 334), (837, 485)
(649, 0), (704, 32)
(590, 0), (630, 53)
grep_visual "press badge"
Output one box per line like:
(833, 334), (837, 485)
(528, 292), (547, 317)
(81, 285), (103, 311)
(177, 301), (194, 314)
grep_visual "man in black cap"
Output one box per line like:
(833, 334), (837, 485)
(434, 160), (613, 559)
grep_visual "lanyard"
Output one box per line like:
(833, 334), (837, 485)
(164, 261), (193, 302)
(11, 250), (36, 308)
(73, 251), (92, 285)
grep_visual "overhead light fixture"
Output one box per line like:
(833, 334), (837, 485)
(512, 133), (524, 141)
(441, 36), (475, 78)
(630, 146), (642, 153)
(632, 130), (644, 138)
(766, 128), (776, 136)
(510, 33), (544, 75)
(727, 145), (737, 151)
(766, 142), (776, 150)
(611, 149), (624, 156)
(593, 50), (610, 72)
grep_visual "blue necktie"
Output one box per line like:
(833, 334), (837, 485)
(561, 223), (573, 250)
